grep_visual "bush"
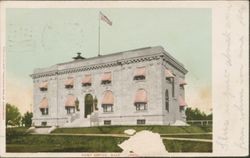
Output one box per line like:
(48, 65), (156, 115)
(6, 127), (28, 143)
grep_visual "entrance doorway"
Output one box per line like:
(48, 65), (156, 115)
(84, 94), (94, 118)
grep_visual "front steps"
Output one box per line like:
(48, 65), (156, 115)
(28, 126), (57, 134)
(63, 112), (99, 128)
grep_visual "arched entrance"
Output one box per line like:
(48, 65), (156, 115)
(84, 94), (94, 118)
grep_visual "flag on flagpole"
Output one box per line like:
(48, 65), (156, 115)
(100, 12), (112, 26)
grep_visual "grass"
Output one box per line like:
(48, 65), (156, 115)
(6, 135), (126, 152)
(6, 125), (212, 153)
(163, 140), (212, 152)
(6, 134), (212, 153)
(52, 125), (212, 134)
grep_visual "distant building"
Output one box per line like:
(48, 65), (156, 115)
(30, 46), (188, 127)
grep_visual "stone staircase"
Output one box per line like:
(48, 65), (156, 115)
(63, 112), (99, 127)
(28, 126), (57, 134)
(63, 116), (90, 127)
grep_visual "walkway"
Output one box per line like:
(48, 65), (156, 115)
(32, 133), (212, 143)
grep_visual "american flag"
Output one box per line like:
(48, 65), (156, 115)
(100, 12), (112, 26)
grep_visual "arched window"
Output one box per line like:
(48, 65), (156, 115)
(134, 89), (147, 111)
(165, 89), (169, 112)
(102, 91), (114, 112)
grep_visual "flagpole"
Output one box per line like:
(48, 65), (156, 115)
(98, 12), (101, 56)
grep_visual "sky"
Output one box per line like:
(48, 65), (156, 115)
(6, 8), (211, 114)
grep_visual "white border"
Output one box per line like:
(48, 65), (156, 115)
(0, 1), (249, 157)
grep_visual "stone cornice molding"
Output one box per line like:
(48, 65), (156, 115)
(30, 54), (162, 79)
(161, 53), (188, 74)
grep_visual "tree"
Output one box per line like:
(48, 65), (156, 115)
(6, 103), (22, 126)
(185, 107), (211, 120)
(21, 111), (33, 127)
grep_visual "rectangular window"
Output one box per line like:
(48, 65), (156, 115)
(179, 106), (184, 112)
(103, 104), (113, 112)
(166, 78), (171, 83)
(135, 103), (147, 111)
(134, 76), (146, 80)
(101, 80), (111, 85)
(40, 87), (48, 91)
(41, 122), (47, 126)
(180, 85), (184, 89)
(137, 119), (146, 125)
(104, 120), (111, 125)
(65, 85), (74, 89)
(82, 83), (91, 87)
(134, 67), (146, 81)
(66, 107), (75, 114)
(41, 108), (48, 115)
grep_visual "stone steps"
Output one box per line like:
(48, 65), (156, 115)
(63, 117), (91, 127)
(28, 126), (57, 134)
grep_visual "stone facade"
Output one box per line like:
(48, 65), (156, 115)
(30, 46), (188, 127)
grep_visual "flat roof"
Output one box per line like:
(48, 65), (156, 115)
(32, 46), (187, 75)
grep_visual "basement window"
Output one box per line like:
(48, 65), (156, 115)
(104, 120), (111, 125)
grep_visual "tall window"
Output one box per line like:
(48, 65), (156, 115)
(165, 89), (169, 112)
(102, 91), (114, 113)
(172, 78), (175, 97)
(39, 97), (48, 115)
(134, 89), (147, 111)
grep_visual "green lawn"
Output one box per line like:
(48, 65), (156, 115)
(6, 135), (125, 152)
(163, 140), (212, 152)
(6, 134), (212, 153)
(52, 125), (212, 134)
(6, 125), (212, 153)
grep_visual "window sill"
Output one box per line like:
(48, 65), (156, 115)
(82, 85), (91, 88)
(41, 114), (49, 117)
(66, 113), (76, 115)
(101, 83), (112, 86)
(102, 111), (114, 114)
(134, 80), (146, 83)
(134, 110), (148, 113)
